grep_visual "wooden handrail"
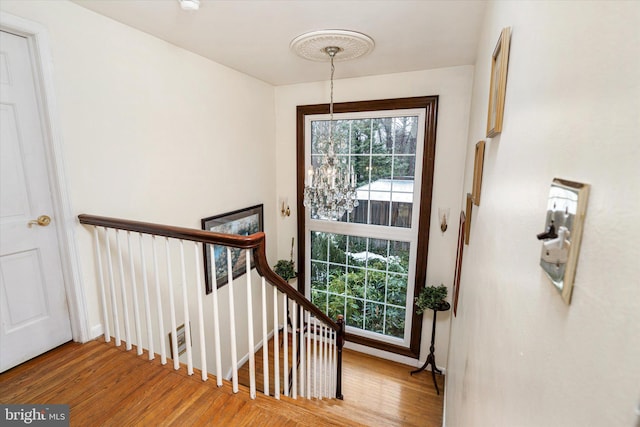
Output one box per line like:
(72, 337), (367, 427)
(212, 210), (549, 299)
(78, 214), (338, 330)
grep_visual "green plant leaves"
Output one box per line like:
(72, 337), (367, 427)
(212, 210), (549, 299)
(415, 284), (448, 314)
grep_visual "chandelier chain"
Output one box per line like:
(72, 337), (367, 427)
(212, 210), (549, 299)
(329, 50), (335, 146)
(330, 52), (335, 119)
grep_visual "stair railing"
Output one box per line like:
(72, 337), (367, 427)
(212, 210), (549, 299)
(78, 214), (344, 400)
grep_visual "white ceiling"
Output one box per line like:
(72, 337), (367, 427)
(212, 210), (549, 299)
(72, 0), (487, 86)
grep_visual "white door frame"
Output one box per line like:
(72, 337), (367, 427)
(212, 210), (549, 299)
(1, 11), (89, 343)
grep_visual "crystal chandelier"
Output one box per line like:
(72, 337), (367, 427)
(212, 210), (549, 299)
(291, 30), (375, 221)
(303, 47), (358, 220)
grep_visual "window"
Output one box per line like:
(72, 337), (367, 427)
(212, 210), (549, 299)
(297, 97), (438, 357)
(310, 232), (411, 340)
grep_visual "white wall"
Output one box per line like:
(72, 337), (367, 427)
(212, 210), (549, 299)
(0, 1), (277, 346)
(446, 1), (640, 426)
(275, 66), (474, 367)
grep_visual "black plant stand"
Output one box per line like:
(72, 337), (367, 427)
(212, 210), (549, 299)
(410, 301), (450, 395)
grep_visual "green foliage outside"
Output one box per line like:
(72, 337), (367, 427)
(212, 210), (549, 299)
(311, 116), (419, 218)
(311, 232), (410, 339)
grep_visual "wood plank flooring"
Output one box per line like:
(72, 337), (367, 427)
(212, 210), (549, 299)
(0, 339), (443, 426)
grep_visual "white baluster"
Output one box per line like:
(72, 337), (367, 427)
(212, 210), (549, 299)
(317, 317), (322, 399)
(283, 292), (289, 397)
(322, 322), (329, 397)
(328, 325), (333, 398)
(328, 327), (333, 398)
(328, 328), (336, 399)
(152, 236), (166, 365)
(139, 233), (154, 360)
(325, 323), (330, 399)
(299, 306), (305, 398)
(104, 228), (120, 346)
(322, 322), (327, 399)
(319, 322), (324, 400)
(273, 286), (280, 400)
(165, 238), (179, 370)
(333, 328), (337, 398)
(245, 249), (256, 399)
(327, 327), (336, 399)
(193, 242), (207, 381)
(291, 301), (297, 399)
(93, 227), (110, 342)
(179, 240), (193, 375)
(313, 316), (318, 398)
(209, 244), (222, 386)
(127, 232), (142, 355)
(261, 277), (269, 396)
(321, 322), (327, 397)
(329, 325), (334, 398)
(116, 230), (132, 351)
(332, 329), (337, 398)
(227, 248), (238, 393)
(306, 311), (311, 399)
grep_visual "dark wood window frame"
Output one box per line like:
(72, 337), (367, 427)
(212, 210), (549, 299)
(296, 96), (439, 358)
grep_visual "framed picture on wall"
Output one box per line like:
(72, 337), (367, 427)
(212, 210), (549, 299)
(168, 322), (191, 359)
(486, 27), (511, 138)
(201, 204), (264, 294)
(465, 193), (473, 245)
(472, 140), (486, 206)
(452, 210), (466, 316)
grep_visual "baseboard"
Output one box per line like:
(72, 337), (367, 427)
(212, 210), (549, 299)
(442, 377), (447, 427)
(90, 324), (103, 340)
(344, 341), (446, 374)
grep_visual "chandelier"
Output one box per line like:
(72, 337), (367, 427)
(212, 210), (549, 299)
(290, 30), (375, 220)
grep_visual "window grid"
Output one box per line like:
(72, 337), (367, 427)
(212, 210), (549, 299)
(328, 116), (418, 228)
(310, 232), (408, 338)
(307, 109), (425, 345)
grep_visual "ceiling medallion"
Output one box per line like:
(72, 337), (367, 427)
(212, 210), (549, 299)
(290, 30), (375, 62)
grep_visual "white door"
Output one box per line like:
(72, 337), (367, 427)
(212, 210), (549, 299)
(0, 30), (72, 372)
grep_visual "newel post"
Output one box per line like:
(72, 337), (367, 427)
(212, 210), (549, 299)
(336, 314), (345, 400)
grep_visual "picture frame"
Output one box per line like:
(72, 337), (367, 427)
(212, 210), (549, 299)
(452, 210), (466, 316)
(486, 27), (511, 138)
(201, 204), (264, 294)
(464, 193), (473, 245)
(472, 140), (486, 206)
(169, 323), (190, 359)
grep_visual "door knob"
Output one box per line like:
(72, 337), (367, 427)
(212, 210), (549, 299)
(28, 215), (51, 227)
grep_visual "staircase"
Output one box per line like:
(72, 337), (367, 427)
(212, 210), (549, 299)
(78, 214), (344, 402)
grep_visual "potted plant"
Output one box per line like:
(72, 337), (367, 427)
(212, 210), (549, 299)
(273, 237), (296, 282)
(415, 284), (448, 314)
(274, 259), (296, 282)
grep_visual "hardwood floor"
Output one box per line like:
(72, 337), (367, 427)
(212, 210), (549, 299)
(237, 333), (444, 426)
(340, 349), (444, 426)
(0, 339), (443, 426)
